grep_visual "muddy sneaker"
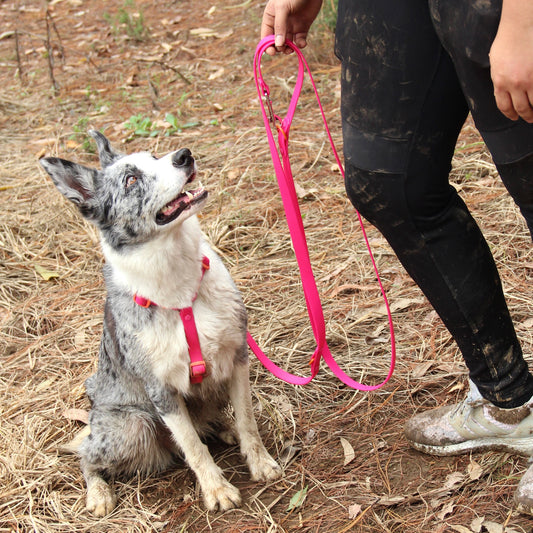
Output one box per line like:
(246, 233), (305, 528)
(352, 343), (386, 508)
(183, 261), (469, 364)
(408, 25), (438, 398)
(404, 380), (533, 457)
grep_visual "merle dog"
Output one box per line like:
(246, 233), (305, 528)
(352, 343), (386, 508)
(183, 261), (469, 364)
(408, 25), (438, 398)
(40, 131), (281, 516)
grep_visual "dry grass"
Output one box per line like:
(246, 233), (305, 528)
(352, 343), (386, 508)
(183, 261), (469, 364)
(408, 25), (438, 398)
(1, 1), (532, 531)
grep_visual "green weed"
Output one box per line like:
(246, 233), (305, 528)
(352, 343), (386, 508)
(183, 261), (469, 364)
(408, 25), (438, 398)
(124, 114), (159, 137)
(69, 117), (96, 153)
(104, 0), (149, 42)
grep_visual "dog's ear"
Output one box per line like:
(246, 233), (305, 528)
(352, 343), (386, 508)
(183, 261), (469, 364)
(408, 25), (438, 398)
(89, 130), (122, 168)
(40, 157), (100, 220)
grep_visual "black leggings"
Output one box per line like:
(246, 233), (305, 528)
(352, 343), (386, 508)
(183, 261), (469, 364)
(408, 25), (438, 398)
(336, 0), (533, 407)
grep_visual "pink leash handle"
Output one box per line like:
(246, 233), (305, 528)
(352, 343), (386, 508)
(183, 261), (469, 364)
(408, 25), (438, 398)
(249, 36), (396, 391)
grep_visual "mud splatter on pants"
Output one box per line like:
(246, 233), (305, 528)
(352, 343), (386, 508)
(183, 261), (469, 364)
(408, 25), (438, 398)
(335, 0), (533, 407)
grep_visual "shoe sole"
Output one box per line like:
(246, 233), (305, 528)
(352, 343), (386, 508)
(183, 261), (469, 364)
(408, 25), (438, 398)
(407, 436), (533, 457)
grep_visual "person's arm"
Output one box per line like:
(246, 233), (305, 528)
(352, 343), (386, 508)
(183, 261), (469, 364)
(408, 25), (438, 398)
(260, 0), (323, 55)
(489, 0), (533, 123)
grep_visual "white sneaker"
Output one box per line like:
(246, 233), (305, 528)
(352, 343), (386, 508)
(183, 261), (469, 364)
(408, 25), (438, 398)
(404, 381), (533, 457)
(405, 381), (533, 516)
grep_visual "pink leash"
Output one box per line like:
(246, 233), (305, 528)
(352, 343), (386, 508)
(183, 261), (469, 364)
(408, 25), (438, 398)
(248, 35), (396, 391)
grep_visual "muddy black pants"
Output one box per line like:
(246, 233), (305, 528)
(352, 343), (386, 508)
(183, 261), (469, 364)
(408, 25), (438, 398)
(335, 0), (533, 407)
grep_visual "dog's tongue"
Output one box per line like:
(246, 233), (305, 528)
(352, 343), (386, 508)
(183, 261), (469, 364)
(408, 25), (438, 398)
(157, 186), (206, 224)
(161, 192), (191, 217)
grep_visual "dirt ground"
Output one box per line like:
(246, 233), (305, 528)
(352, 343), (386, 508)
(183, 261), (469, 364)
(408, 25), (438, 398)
(1, 1), (533, 532)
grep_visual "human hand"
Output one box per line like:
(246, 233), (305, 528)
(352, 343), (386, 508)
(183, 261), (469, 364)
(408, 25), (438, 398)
(260, 0), (323, 56)
(489, 0), (533, 123)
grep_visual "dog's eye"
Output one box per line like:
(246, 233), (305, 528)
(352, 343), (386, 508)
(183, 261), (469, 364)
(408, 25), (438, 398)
(125, 175), (137, 188)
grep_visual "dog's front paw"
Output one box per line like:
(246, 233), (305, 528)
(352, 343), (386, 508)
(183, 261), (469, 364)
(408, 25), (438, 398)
(86, 479), (116, 517)
(249, 453), (282, 482)
(203, 479), (241, 511)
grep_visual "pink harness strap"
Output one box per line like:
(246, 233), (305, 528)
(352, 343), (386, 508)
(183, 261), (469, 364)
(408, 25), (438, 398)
(251, 36), (396, 391)
(133, 256), (210, 384)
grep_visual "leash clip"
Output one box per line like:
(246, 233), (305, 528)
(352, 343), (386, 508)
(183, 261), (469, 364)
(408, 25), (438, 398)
(263, 91), (277, 126)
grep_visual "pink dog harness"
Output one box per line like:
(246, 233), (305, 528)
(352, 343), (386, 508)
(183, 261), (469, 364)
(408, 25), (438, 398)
(133, 256), (210, 384)
(250, 36), (396, 391)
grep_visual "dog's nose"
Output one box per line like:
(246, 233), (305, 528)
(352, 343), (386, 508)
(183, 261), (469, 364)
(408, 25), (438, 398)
(172, 148), (193, 169)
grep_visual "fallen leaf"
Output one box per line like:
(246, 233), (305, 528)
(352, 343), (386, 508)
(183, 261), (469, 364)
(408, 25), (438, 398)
(443, 471), (464, 490)
(34, 264), (60, 281)
(208, 67), (225, 80)
(63, 408), (89, 424)
(470, 516), (484, 533)
(0, 31), (15, 40)
(348, 503), (362, 519)
(376, 495), (406, 506)
(340, 437), (355, 466)
(287, 486), (308, 511)
(483, 522), (503, 533)
(65, 139), (80, 149)
(448, 382), (466, 393)
(329, 284), (364, 298)
(189, 28), (233, 39)
(467, 460), (483, 481)
(294, 182), (318, 199)
(437, 501), (454, 520)
(364, 334), (389, 345)
(190, 27), (216, 37)
(449, 526), (473, 533)
(317, 255), (356, 283)
(386, 297), (424, 314)
(31, 138), (58, 146)
(36, 378), (56, 392)
(411, 361), (433, 379)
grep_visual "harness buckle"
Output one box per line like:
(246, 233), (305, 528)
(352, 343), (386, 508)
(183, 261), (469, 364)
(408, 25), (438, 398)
(190, 360), (207, 383)
(133, 294), (152, 308)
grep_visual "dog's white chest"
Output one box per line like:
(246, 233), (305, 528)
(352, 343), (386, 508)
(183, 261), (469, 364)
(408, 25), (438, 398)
(136, 301), (240, 393)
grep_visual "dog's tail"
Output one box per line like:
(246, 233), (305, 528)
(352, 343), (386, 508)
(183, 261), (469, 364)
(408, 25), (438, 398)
(59, 426), (91, 454)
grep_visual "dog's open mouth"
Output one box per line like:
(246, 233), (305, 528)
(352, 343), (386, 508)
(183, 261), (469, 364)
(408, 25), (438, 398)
(156, 185), (208, 225)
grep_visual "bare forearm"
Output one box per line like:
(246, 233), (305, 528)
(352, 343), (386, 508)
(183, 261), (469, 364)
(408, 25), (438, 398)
(490, 0), (533, 122)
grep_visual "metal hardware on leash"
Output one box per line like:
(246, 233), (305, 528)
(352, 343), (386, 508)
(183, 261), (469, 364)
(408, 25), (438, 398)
(263, 89), (277, 126)
(262, 88), (289, 145)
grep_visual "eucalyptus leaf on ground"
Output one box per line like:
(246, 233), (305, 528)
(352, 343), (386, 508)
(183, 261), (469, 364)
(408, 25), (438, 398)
(287, 486), (308, 512)
(34, 264), (60, 281)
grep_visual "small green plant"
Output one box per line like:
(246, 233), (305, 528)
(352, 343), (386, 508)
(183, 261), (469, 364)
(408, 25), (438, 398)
(104, 0), (149, 42)
(69, 117), (96, 153)
(124, 114), (159, 137)
(123, 112), (203, 140)
(164, 112), (180, 134)
(164, 113), (201, 136)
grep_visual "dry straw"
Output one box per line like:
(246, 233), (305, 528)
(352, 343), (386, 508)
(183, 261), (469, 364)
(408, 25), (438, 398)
(1, 1), (532, 531)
